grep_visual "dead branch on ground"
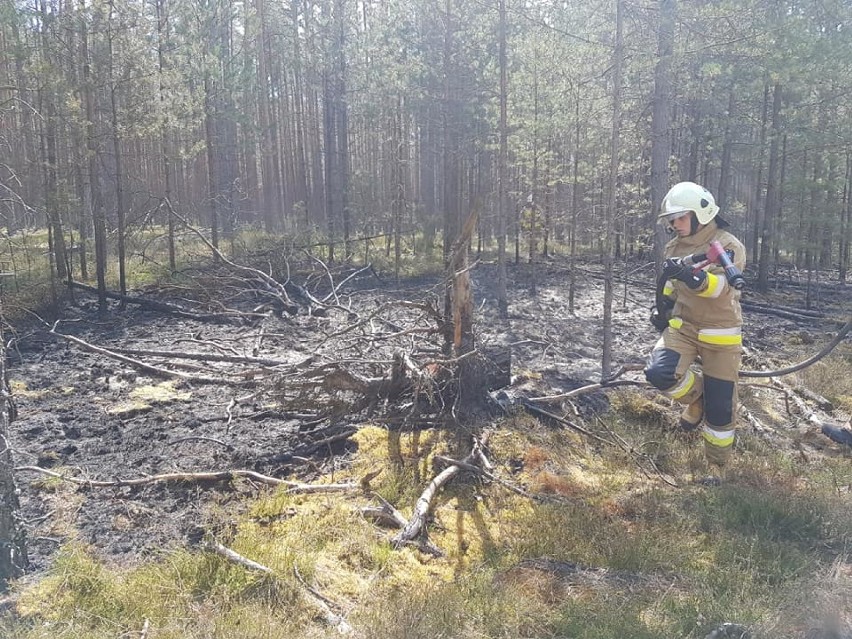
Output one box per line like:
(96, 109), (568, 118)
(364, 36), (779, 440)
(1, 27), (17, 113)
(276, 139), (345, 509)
(68, 281), (248, 323)
(50, 323), (236, 385)
(14, 466), (357, 494)
(392, 434), (491, 549)
(204, 540), (352, 634)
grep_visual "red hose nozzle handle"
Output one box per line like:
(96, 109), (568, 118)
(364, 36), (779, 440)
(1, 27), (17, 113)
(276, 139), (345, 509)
(708, 240), (746, 290)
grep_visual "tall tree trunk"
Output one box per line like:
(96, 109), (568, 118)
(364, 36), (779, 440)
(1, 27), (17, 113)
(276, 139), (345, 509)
(218, 1), (238, 240)
(569, 89), (580, 313)
(108, 0), (127, 297)
(204, 40), (220, 256)
(156, 0), (176, 271)
(80, 0), (107, 310)
(0, 302), (27, 588)
(496, 0), (508, 318)
(771, 134), (787, 270)
(716, 88), (735, 213)
(441, 0), (461, 352)
(291, 0), (309, 217)
(750, 81), (770, 264)
(334, 0), (350, 259)
(602, 0), (623, 379)
(821, 154), (838, 271)
(758, 83), (782, 291)
(840, 151), (851, 285)
(322, 66), (337, 262)
(392, 98), (403, 281)
(39, 0), (68, 284)
(256, 0), (275, 232)
(651, 0), (674, 267)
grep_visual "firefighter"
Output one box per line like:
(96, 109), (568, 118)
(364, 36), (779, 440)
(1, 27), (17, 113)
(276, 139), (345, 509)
(644, 182), (746, 484)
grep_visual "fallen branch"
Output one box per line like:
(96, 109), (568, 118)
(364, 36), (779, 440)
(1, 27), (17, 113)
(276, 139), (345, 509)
(740, 301), (826, 322)
(205, 540), (274, 574)
(361, 494), (445, 557)
(204, 540), (351, 634)
(519, 400), (614, 445)
(68, 280), (244, 323)
(431, 455), (561, 501)
(592, 416), (678, 488)
(293, 564), (352, 633)
(527, 379), (646, 403)
(110, 345), (295, 368)
(166, 202), (297, 311)
(50, 323), (236, 386)
(392, 435), (489, 548)
(14, 466), (357, 494)
(740, 300), (824, 319)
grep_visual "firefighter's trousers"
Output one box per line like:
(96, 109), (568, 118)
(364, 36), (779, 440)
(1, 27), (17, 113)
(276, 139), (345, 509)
(644, 320), (742, 468)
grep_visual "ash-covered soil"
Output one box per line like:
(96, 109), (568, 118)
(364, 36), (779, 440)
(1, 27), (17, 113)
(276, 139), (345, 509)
(6, 256), (851, 575)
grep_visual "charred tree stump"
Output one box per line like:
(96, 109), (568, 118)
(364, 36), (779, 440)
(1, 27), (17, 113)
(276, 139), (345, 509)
(448, 208), (504, 415)
(0, 305), (27, 588)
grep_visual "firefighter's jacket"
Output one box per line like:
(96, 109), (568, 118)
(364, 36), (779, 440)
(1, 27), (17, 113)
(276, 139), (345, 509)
(661, 221), (746, 340)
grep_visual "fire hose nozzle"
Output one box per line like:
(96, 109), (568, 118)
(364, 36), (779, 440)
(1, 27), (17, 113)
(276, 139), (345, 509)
(708, 240), (745, 290)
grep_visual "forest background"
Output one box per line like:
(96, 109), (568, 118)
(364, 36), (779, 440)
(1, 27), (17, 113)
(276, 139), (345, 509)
(1, 0), (851, 301)
(1, 1), (852, 638)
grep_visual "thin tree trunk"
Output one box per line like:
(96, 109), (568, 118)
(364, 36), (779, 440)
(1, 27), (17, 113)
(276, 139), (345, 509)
(322, 66), (336, 262)
(39, 0), (68, 284)
(772, 134), (787, 273)
(758, 83), (782, 291)
(80, 0), (107, 310)
(651, 0), (675, 267)
(334, 0), (350, 259)
(750, 80), (770, 264)
(256, 0), (275, 232)
(204, 69), (220, 255)
(108, 0), (127, 297)
(602, 0), (623, 379)
(569, 89), (580, 313)
(291, 0), (309, 216)
(156, 0), (176, 271)
(496, 0), (508, 318)
(716, 88), (735, 213)
(840, 151), (851, 285)
(0, 301), (27, 588)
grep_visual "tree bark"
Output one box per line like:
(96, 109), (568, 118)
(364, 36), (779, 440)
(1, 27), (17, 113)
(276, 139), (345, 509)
(650, 0), (675, 267)
(496, 0), (509, 318)
(0, 302), (27, 588)
(108, 0), (128, 297)
(758, 83), (782, 292)
(79, 0), (108, 310)
(602, 0), (622, 379)
(840, 151), (851, 285)
(750, 80), (770, 264)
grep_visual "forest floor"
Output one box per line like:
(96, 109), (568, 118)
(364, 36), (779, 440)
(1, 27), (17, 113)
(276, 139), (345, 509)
(4, 252), (852, 637)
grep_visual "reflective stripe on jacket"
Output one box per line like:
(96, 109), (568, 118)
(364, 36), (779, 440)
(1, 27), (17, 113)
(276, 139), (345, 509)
(664, 221), (746, 332)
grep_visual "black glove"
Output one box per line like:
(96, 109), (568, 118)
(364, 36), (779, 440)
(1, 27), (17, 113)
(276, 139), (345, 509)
(662, 257), (706, 290)
(649, 306), (669, 332)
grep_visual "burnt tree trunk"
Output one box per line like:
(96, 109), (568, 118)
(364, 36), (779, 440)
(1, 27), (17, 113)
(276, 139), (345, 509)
(446, 209), (509, 415)
(0, 303), (27, 588)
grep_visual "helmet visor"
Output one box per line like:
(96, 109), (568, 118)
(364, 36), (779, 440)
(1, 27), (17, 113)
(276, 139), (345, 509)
(658, 209), (691, 225)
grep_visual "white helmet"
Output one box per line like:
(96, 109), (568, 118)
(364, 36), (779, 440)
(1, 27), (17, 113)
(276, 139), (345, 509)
(658, 181), (720, 225)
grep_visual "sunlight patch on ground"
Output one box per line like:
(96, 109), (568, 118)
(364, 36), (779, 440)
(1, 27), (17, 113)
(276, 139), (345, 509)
(129, 381), (192, 403)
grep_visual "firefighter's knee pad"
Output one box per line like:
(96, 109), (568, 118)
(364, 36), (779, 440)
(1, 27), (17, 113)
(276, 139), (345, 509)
(644, 348), (680, 390)
(703, 376), (735, 427)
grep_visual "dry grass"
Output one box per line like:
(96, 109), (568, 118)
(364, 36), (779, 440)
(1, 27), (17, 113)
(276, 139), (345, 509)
(5, 403), (851, 638)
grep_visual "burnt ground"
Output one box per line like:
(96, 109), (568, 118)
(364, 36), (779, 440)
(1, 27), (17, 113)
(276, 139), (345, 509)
(5, 255), (852, 576)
